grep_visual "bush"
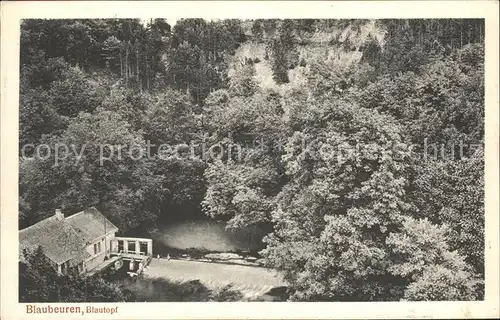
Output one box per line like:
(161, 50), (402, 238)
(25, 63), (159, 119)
(123, 278), (212, 302)
(404, 265), (483, 301)
(210, 284), (244, 301)
(122, 277), (245, 302)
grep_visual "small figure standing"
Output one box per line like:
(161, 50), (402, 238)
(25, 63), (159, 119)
(166, 254), (171, 261)
(157, 253), (160, 260)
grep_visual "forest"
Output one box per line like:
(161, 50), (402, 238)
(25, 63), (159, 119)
(19, 18), (484, 301)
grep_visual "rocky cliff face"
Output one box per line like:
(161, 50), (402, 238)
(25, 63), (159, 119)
(229, 19), (386, 95)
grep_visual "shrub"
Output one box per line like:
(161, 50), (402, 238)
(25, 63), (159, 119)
(210, 284), (244, 301)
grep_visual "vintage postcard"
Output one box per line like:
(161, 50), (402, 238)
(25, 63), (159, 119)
(1, 1), (499, 319)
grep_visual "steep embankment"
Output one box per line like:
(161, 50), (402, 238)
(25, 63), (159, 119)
(229, 19), (385, 95)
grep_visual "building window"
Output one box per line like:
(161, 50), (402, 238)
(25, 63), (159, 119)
(97, 241), (101, 253)
(94, 243), (98, 255)
(128, 241), (136, 253)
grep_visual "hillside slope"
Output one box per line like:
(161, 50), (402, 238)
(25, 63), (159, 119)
(229, 19), (385, 95)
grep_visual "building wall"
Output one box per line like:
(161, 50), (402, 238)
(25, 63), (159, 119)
(110, 237), (153, 255)
(83, 230), (117, 272)
(57, 259), (83, 275)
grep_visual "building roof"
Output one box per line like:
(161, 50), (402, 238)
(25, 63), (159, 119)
(19, 215), (91, 265)
(65, 207), (118, 244)
(19, 207), (118, 265)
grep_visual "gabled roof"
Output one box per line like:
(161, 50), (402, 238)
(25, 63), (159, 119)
(19, 207), (118, 265)
(19, 215), (91, 265)
(65, 207), (118, 244)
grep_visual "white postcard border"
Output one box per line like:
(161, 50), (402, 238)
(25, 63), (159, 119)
(1, 1), (499, 319)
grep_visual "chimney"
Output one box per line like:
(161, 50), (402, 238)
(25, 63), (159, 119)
(55, 209), (64, 220)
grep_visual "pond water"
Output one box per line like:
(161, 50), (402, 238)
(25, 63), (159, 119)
(107, 220), (285, 301)
(106, 258), (288, 302)
(150, 220), (266, 254)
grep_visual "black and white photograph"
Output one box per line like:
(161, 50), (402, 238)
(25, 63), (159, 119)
(1, 1), (499, 318)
